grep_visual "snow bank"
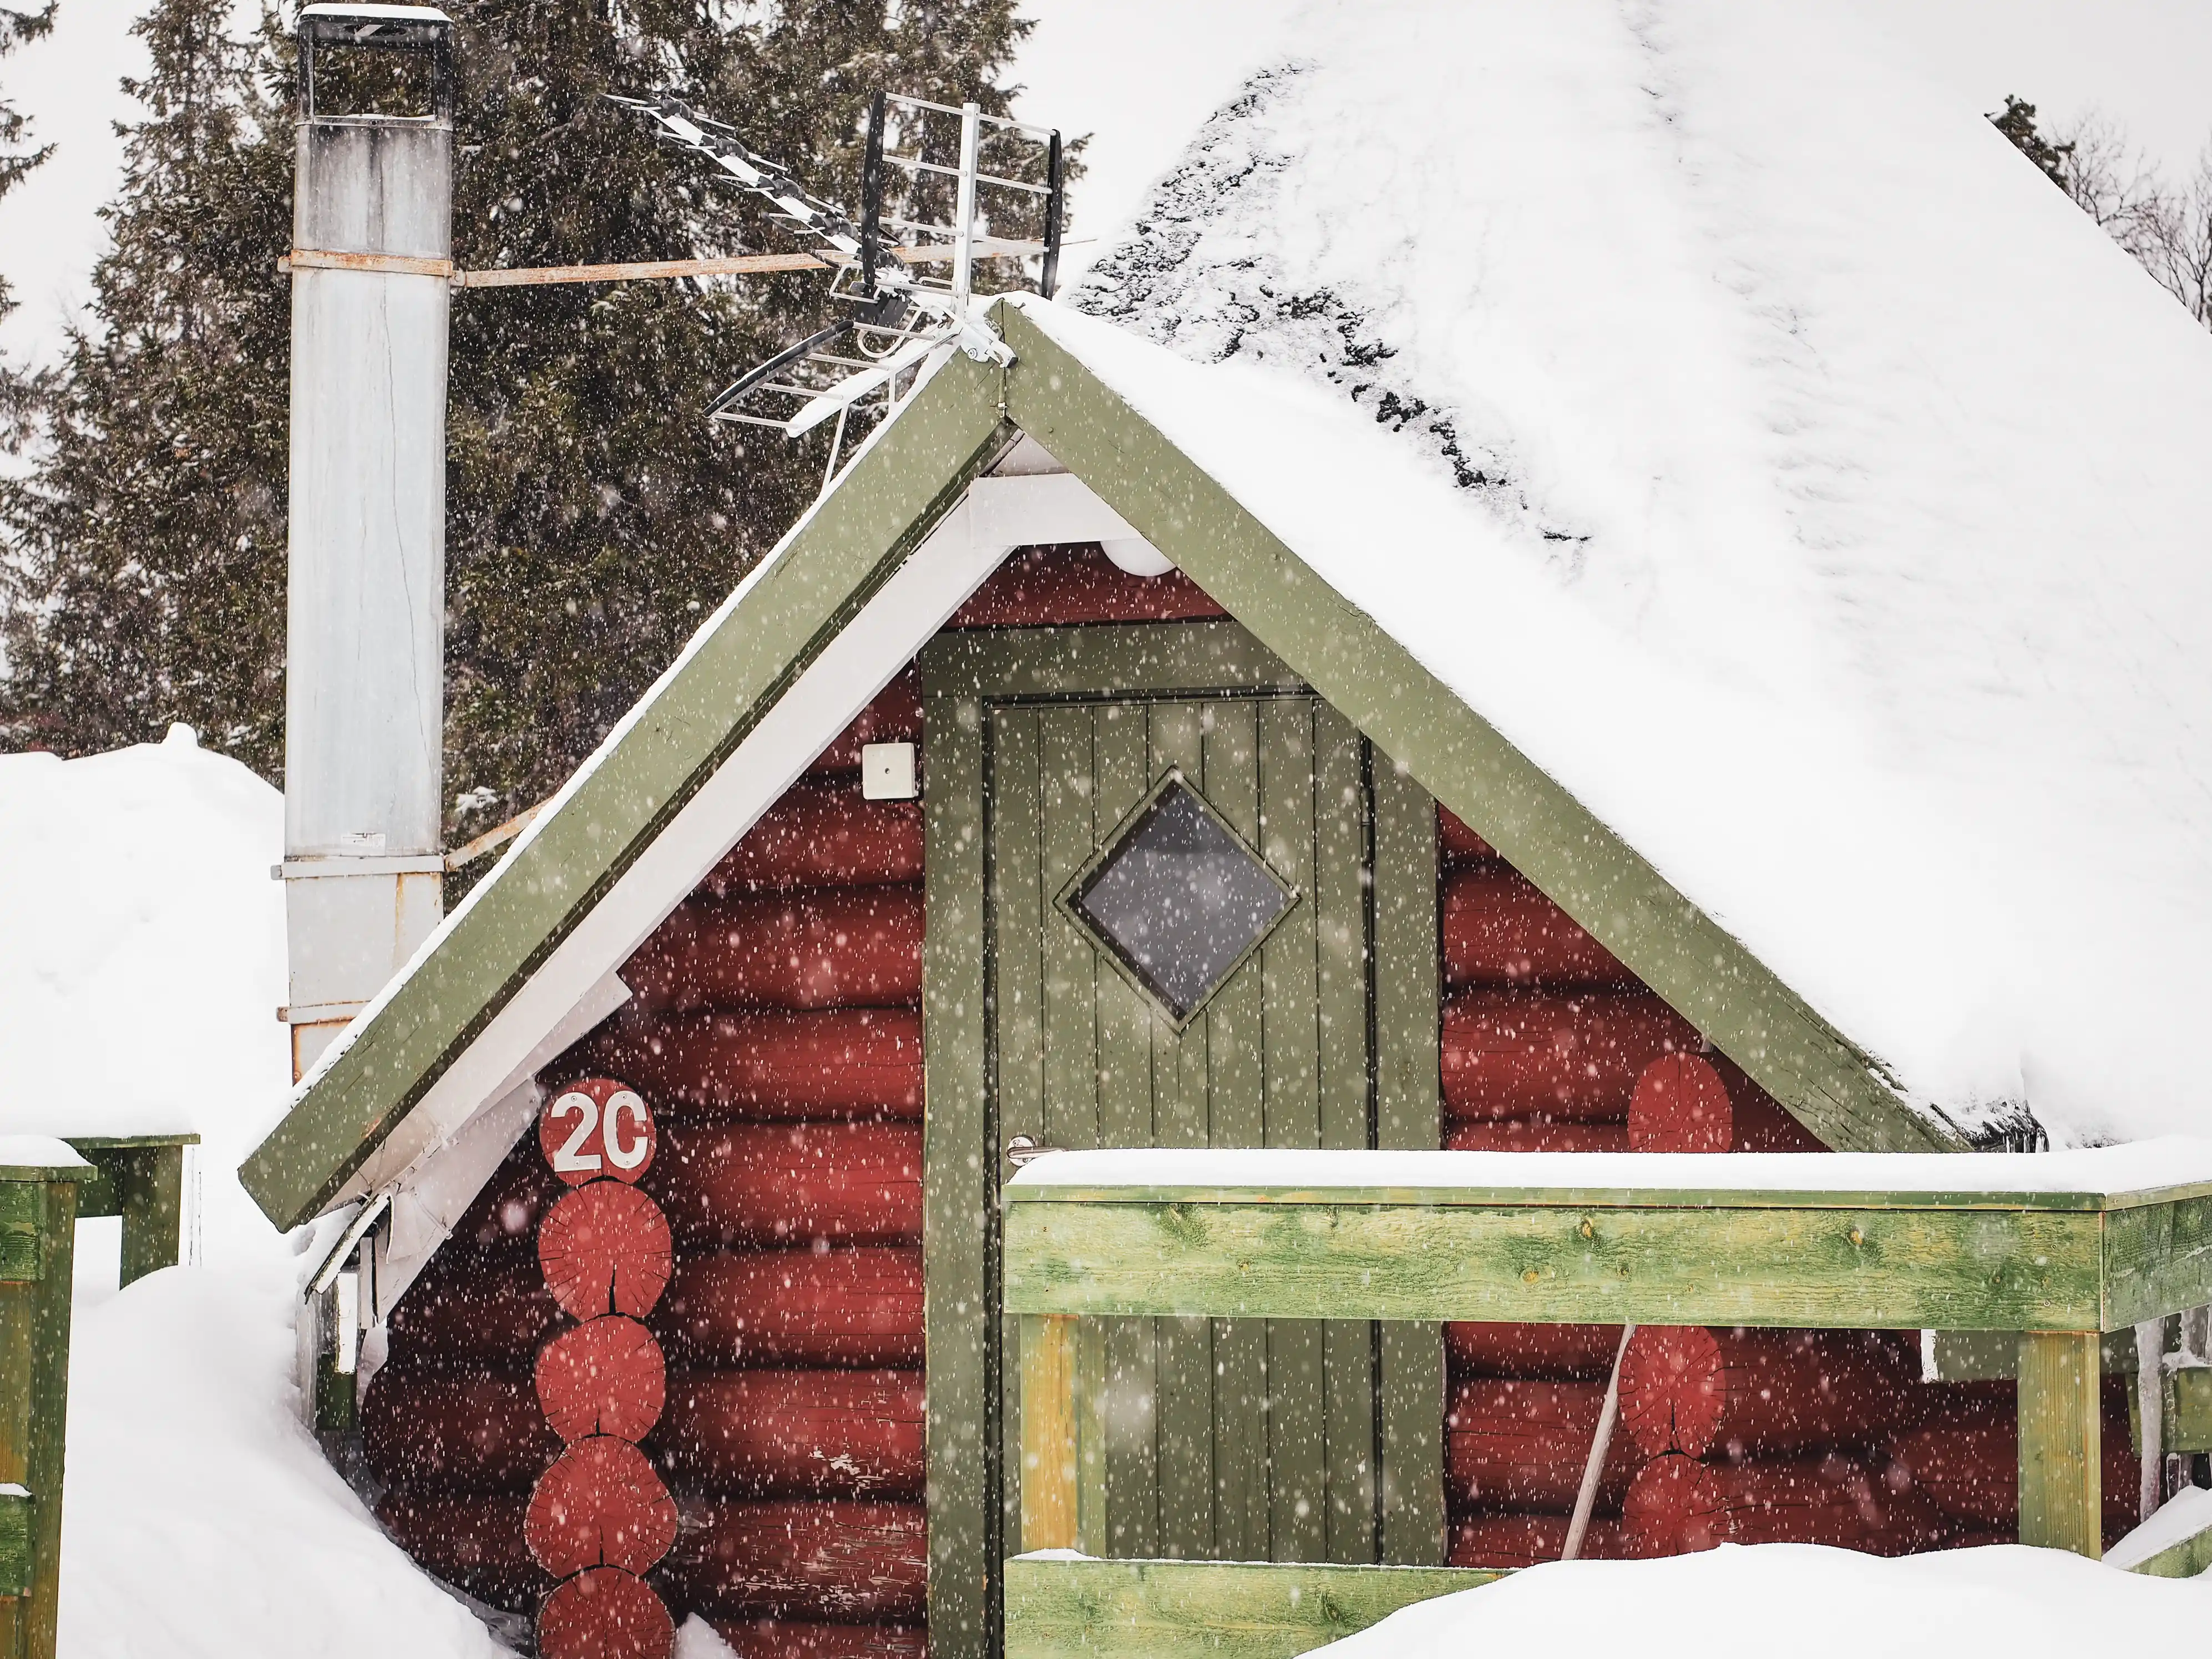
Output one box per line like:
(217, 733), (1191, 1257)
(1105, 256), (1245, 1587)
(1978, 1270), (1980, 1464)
(1061, 0), (2212, 1146)
(60, 1264), (504, 1659)
(1315, 1543), (2212, 1657)
(0, 732), (503, 1655)
(1008, 1139), (2212, 1203)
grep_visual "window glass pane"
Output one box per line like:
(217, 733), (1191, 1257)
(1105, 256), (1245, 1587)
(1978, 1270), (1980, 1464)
(1070, 781), (1292, 1020)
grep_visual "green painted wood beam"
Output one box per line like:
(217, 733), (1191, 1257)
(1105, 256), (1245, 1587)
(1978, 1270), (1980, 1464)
(241, 353), (1014, 1230)
(1002, 1555), (1501, 1659)
(1005, 1196), (2159, 1332)
(63, 1139), (194, 1285)
(0, 1487), (29, 1598)
(2167, 1367), (2212, 1454)
(993, 301), (1957, 1157)
(2114, 1508), (2212, 1578)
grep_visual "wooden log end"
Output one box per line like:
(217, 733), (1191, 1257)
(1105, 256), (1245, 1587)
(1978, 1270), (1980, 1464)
(538, 1566), (675, 1659)
(536, 1315), (666, 1443)
(540, 1182), (675, 1321)
(526, 1436), (679, 1578)
(1626, 1053), (1733, 1153)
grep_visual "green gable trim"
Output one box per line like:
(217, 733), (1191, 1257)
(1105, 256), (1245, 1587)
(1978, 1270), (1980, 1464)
(993, 303), (1958, 1156)
(240, 353), (1015, 1230)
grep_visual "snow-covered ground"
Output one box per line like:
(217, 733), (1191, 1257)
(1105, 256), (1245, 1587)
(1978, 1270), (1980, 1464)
(1322, 1541), (2212, 1658)
(0, 730), (506, 1656)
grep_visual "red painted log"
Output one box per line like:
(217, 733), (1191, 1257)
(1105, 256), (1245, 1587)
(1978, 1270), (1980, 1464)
(1623, 1053), (1732, 1152)
(585, 1009), (923, 1119)
(704, 783), (924, 894)
(1446, 1120), (1629, 1153)
(1445, 1322), (1623, 1381)
(387, 1246), (561, 1362)
(526, 1436), (680, 1577)
(662, 1499), (929, 1622)
(536, 1316), (666, 1443)
(807, 672), (921, 774)
(451, 1150), (565, 1246)
(1442, 869), (1638, 990)
(1882, 1416), (2139, 1530)
(709, 1619), (927, 1658)
(1622, 1452), (1953, 1557)
(654, 1369), (927, 1498)
(537, 1566), (675, 1659)
(540, 1182), (675, 1322)
(375, 1491), (547, 1611)
(624, 888), (923, 1014)
(656, 1247), (924, 1368)
(1448, 1513), (1626, 1569)
(946, 544), (1225, 628)
(647, 1122), (922, 1250)
(1437, 805), (1498, 864)
(1628, 1052), (1828, 1153)
(1443, 991), (1700, 1124)
(1446, 1378), (1642, 1511)
(1618, 1326), (1916, 1460)
(361, 1362), (558, 1492)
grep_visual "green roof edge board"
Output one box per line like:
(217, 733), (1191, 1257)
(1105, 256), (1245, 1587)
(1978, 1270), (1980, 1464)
(244, 297), (1961, 1230)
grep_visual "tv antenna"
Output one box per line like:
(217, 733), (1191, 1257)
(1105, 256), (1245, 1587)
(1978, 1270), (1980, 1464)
(615, 90), (1064, 478)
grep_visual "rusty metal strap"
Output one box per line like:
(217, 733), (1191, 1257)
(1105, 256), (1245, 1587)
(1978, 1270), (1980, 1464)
(280, 240), (1049, 290)
(282, 248), (455, 279)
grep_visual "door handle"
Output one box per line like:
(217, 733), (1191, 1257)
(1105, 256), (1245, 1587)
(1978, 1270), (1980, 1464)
(1004, 1134), (1063, 1168)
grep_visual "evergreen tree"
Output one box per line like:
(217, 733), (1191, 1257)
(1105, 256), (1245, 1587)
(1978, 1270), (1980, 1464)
(0, 2), (56, 448)
(0, 0), (289, 762)
(2, 0), (1048, 838)
(1991, 94), (2075, 192)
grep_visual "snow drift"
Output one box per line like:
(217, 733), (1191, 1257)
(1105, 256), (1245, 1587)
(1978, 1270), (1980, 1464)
(0, 730), (505, 1656)
(1066, 0), (2212, 1146)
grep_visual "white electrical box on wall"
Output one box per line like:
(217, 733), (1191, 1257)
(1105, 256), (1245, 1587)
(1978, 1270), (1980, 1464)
(862, 742), (919, 800)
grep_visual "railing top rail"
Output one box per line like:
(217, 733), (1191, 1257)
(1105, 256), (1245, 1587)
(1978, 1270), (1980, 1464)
(1004, 1141), (2212, 1214)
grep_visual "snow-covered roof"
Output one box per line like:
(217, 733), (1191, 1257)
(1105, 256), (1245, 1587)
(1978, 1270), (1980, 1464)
(1063, 0), (2212, 1148)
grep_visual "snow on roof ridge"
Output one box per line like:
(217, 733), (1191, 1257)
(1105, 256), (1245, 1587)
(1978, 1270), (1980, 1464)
(1049, 0), (2212, 1148)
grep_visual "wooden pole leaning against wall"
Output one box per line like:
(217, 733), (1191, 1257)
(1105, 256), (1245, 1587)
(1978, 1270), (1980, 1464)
(0, 1147), (90, 1659)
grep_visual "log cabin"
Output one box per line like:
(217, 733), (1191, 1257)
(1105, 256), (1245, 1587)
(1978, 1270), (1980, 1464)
(246, 4), (2212, 1655)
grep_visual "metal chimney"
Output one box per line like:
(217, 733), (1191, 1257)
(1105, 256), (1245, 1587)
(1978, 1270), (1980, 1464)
(280, 4), (454, 1082)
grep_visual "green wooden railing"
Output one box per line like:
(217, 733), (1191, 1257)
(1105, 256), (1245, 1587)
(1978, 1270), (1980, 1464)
(62, 1135), (196, 1288)
(0, 1132), (191, 1659)
(1001, 1146), (2212, 1658)
(0, 1143), (92, 1659)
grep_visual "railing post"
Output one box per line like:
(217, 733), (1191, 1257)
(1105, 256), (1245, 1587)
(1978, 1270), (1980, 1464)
(2019, 1330), (2103, 1556)
(1020, 1314), (1079, 1551)
(0, 1154), (87, 1659)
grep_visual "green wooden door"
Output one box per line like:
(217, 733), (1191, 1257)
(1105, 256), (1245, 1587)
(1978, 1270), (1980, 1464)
(995, 692), (1381, 1566)
(921, 622), (1443, 1657)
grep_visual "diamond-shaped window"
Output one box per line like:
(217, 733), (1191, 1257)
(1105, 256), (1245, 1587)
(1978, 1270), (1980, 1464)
(1061, 774), (1298, 1025)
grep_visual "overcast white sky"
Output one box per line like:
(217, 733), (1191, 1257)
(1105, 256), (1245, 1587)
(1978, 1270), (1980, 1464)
(1, 1), (2208, 366)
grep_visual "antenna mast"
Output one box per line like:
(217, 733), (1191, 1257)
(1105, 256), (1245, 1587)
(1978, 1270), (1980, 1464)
(616, 92), (1064, 473)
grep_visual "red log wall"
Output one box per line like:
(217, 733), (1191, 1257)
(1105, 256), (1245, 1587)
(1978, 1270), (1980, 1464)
(1429, 806), (2032, 1568)
(368, 659), (938, 1652)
